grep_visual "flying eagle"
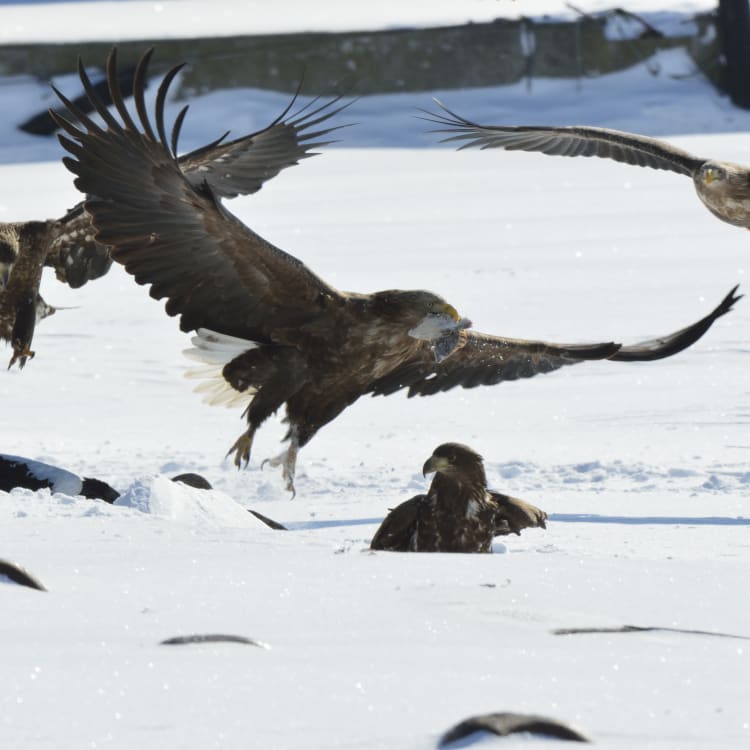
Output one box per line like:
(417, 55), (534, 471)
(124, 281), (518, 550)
(51, 48), (741, 494)
(370, 443), (547, 553)
(0, 55), (347, 369)
(424, 102), (750, 230)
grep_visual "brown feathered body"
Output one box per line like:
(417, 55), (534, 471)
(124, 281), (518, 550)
(0, 220), (60, 368)
(370, 443), (547, 553)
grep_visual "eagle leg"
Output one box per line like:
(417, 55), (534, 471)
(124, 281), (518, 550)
(261, 432), (300, 498)
(227, 428), (256, 469)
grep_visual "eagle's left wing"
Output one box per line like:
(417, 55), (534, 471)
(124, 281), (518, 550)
(370, 287), (740, 398)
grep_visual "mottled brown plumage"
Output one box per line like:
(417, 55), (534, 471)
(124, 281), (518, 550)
(370, 443), (547, 553)
(425, 102), (750, 229)
(0, 221), (59, 368)
(50, 48), (741, 494)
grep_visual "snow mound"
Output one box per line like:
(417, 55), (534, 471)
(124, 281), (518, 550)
(114, 475), (255, 528)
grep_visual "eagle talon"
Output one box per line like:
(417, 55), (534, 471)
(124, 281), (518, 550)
(8, 347), (35, 370)
(261, 442), (299, 498)
(227, 433), (253, 469)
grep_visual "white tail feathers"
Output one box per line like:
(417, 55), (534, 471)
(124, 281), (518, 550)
(183, 328), (258, 409)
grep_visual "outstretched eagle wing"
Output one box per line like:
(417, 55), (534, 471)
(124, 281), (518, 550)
(370, 286), (740, 397)
(178, 91), (351, 199)
(423, 102), (704, 176)
(43, 54), (349, 290)
(50, 48), (343, 343)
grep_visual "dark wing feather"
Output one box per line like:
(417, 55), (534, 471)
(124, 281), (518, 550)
(423, 101), (704, 176)
(489, 491), (547, 535)
(179, 91), (352, 199)
(370, 496), (423, 551)
(50, 48), (342, 342)
(369, 286), (739, 397)
(369, 333), (620, 397)
(610, 285), (741, 361)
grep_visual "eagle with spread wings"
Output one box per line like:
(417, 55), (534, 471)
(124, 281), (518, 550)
(424, 101), (750, 230)
(51, 48), (741, 494)
(0, 58), (347, 369)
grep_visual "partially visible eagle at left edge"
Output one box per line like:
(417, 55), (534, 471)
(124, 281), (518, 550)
(51, 48), (741, 495)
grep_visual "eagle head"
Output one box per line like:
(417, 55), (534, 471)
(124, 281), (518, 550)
(422, 442), (486, 486)
(699, 162), (727, 187)
(399, 291), (472, 362)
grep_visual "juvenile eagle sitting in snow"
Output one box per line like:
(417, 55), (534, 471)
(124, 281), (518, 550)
(51, 48), (741, 494)
(370, 443), (547, 553)
(424, 102), (750, 230)
(0, 53), (347, 369)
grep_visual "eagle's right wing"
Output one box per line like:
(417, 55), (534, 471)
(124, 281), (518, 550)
(179, 91), (351, 199)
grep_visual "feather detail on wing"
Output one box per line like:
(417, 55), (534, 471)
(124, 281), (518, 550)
(179, 90), (353, 199)
(369, 286), (740, 397)
(49, 48), (343, 343)
(369, 333), (620, 397)
(422, 101), (704, 176)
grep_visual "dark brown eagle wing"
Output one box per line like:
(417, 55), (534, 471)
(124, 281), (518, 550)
(369, 286), (740, 397)
(178, 91), (351, 199)
(489, 491), (547, 535)
(609, 285), (740, 361)
(50, 48), (342, 342)
(370, 496), (423, 551)
(423, 102), (704, 176)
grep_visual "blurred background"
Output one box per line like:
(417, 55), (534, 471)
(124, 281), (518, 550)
(1, 0), (750, 164)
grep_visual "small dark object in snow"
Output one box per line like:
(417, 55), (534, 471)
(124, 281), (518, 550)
(0, 559), (47, 591)
(553, 624), (750, 641)
(248, 509), (288, 530)
(0, 453), (119, 503)
(160, 634), (265, 647)
(171, 472), (213, 490)
(438, 712), (590, 746)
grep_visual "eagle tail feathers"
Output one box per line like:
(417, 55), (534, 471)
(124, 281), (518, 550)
(183, 328), (259, 408)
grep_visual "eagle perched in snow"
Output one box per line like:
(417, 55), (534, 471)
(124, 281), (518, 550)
(0, 57), (347, 369)
(424, 102), (750, 230)
(51, 48), (740, 494)
(370, 443), (547, 553)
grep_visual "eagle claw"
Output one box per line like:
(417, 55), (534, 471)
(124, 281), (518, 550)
(227, 433), (253, 469)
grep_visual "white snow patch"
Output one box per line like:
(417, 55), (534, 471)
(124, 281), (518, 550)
(114, 474), (257, 528)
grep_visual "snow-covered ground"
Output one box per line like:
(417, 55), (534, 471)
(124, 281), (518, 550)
(2, 3), (750, 748)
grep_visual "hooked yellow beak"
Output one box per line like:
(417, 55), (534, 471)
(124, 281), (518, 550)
(442, 303), (460, 321)
(422, 454), (451, 477)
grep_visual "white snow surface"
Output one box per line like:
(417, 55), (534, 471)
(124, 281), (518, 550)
(0, 0), (718, 44)
(1, 7), (750, 749)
